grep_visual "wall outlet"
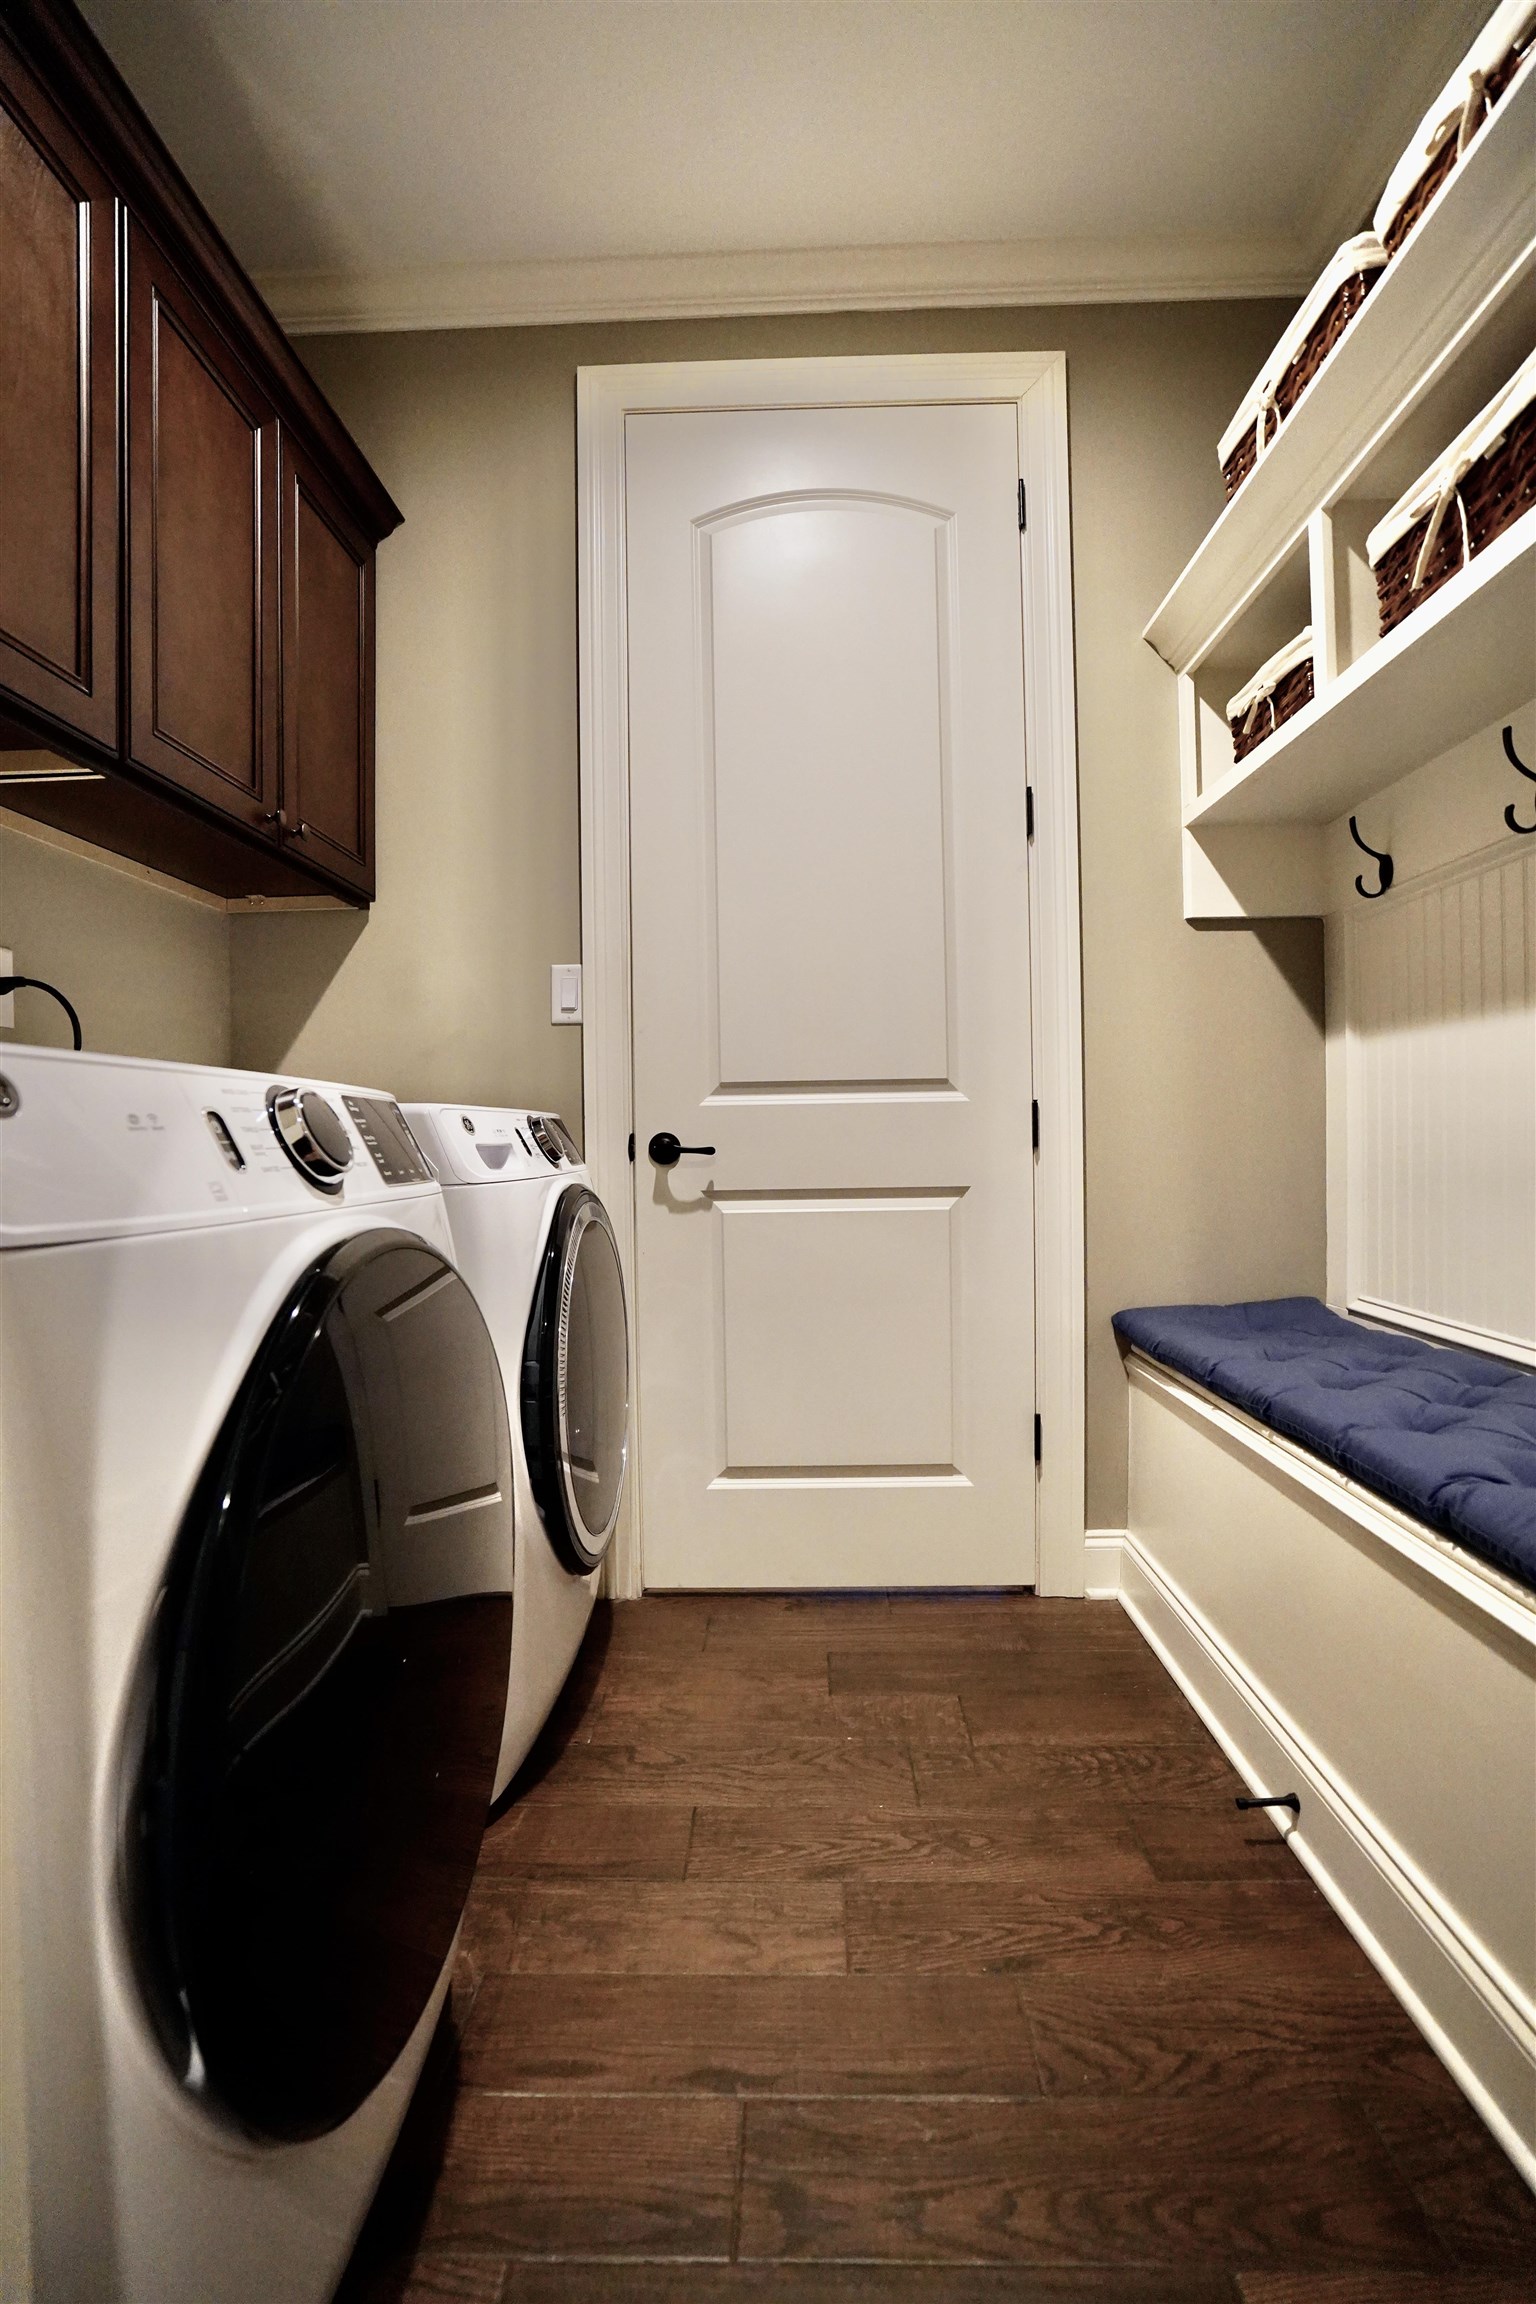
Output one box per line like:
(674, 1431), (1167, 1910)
(0, 949), (12, 1030)
(550, 963), (583, 1025)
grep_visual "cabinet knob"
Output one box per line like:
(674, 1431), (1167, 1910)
(264, 808), (288, 830)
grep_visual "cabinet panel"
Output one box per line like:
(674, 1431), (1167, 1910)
(2, 3), (399, 906)
(127, 221), (277, 829)
(280, 433), (375, 899)
(0, 41), (117, 747)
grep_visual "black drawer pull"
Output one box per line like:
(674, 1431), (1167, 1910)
(1236, 1793), (1300, 1814)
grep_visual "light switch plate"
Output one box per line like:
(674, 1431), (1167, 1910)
(0, 949), (12, 1030)
(550, 963), (583, 1025)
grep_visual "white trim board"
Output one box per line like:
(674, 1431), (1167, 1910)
(259, 235), (1308, 338)
(1120, 1360), (1536, 2190)
(1084, 1529), (1127, 1598)
(578, 353), (1086, 1599)
(1119, 1531), (1536, 2194)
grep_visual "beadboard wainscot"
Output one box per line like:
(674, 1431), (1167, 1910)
(1321, 699), (1536, 1367)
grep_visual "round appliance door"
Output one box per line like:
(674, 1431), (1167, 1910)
(521, 1185), (630, 1574)
(128, 1229), (514, 2143)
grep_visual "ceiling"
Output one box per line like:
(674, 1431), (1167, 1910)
(78, 0), (1490, 333)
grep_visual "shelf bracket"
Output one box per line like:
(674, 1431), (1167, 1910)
(1182, 824), (1325, 921)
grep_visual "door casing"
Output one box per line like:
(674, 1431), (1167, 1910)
(577, 353), (1085, 1597)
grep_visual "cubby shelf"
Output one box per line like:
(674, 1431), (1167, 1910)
(1186, 511), (1536, 828)
(1145, 64), (1536, 677)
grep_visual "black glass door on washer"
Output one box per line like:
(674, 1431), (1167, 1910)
(129, 1230), (513, 2142)
(522, 1186), (629, 1574)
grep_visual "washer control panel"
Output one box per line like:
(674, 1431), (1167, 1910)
(398, 1103), (586, 1186)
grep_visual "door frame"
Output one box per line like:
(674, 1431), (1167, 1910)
(577, 353), (1085, 1598)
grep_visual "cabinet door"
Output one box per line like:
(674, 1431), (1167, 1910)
(279, 432), (375, 900)
(126, 220), (279, 831)
(0, 41), (118, 749)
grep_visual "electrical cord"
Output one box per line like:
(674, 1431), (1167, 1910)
(0, 976), (83, 1051)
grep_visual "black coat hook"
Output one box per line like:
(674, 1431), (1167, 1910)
(1349, 816), (1394, 899)
(1502, 725), (1536, 836)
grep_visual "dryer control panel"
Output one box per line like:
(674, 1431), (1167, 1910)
(343, 1097), (434, 1185)
(0, 1049), (445, 1246)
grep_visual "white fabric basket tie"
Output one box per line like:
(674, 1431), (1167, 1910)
(1218, 235), (1386, 477)
(1367, 345), (1536, 582)
(1373, 0), (1536, 242)
(1227, 628), (1314, 738)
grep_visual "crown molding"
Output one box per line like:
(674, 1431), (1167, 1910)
(257, 234), (1310, 337)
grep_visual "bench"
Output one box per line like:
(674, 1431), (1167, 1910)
(1107, 1298), (1536, 2189)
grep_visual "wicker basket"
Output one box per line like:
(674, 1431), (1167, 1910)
(1370, 355), (1536, 637)
(1375, 0), (1536, 256)
(1227, 632), (1315, 764)
(1219, 239), (1385, 500)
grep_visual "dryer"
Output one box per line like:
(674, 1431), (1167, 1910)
(403, 1105), (629, 1795)
(0, 1048), (514, 2304)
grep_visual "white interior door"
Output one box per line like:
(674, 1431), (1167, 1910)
(625, 399), (1036, 1589)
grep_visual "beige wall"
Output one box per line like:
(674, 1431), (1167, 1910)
(231, 301), (1325, 1533)
(0, 301), (1324, 1530)
(0, 813), (231, 1065)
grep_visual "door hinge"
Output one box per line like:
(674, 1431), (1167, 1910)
(1031, 1099), (1040, 1154)
(1017, 479), (1027, 531)
(1033, 1412), (1042, 1466)
(627, 1131), (635, 1162)
(1026, 784), (1035, 839)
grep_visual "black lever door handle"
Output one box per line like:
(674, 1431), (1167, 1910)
(648, 1130), (716, 1168)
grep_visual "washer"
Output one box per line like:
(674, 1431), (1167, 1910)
(0, 1047), (514, 2304)
(403, 1105), (629, 1796)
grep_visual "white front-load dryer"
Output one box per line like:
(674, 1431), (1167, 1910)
(0, 1048), (514, 2304)
(402, 1105), (629, 1796)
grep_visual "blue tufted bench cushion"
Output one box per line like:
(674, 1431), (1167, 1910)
(1112, 1296), (1536, 1594)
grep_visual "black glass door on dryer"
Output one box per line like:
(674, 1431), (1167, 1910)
(130, 1230), (513, 2143)
(522, 1186), (630, 1573)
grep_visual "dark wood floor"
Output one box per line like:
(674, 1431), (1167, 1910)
(339, 1594), (1536, 2303)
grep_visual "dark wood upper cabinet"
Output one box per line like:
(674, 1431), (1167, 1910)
(279, 434), (375, 899)
(126, 222), (280, 832)
(0, 33), (118, 749)
(0, 0), (400, 905)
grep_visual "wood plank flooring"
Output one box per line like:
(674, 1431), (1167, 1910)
(338, 1594), (1536, 2303)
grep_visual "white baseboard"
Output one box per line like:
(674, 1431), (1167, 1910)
(1083, 1528), (1126, 1598)
(1116, 1530), (1536, 2193)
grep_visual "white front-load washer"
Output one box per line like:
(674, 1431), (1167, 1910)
(402, 1106), (629, 1796)
(0, 1047), (514, 2304)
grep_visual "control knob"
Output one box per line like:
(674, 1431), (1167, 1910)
(266, 1086), (354, 1193)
